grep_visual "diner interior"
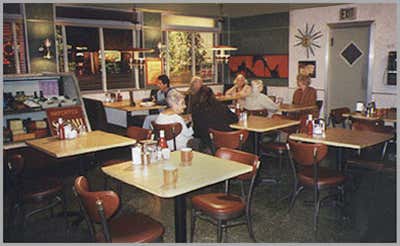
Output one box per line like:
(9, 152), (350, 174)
(2, 2), (398, 243)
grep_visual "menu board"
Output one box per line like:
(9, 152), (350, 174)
(145, 58), (163, 86)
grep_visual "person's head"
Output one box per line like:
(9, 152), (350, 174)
(234, 74), (248, 88)
(189, 76), (204, 94)
(251, 80), (264, 94)
(157, 74), (170, 91)
(166, 89), (186, 114)
(191, 86), (217, 112)
(296, 74), (311, 90)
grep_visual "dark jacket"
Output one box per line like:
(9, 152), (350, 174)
(192, 101), (238, 146)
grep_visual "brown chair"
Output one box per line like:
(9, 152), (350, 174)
(329, 107), (350, 128)
(151, 122), (183, 151)
(6, 154), (69, 234)
(259, 114), (300, 183)
(209, 128), (249, 153)
(244, 108), (269, 117)
(73, 176), (164, 243)
(346, 118), (394, 190)
(190, 148), (260, 243)
(287, 140), (345, 232)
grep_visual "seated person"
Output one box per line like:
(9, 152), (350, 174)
(244, 80), (279, 114)
(292, 74), (317, 106)
(185, 76), (211, 114)
(150, 74), (172, 105)
(155, 89), (194, 150)
(143, 74), (172, 129)
(191, 86), (239, 151)
(225, 74), (252, 107)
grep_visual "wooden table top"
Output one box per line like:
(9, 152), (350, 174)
(289, 128), (394, 149)
(26, 130), (136, 158)
(342, 112), (397, 123)
(101, 151), (253, 198)
(230, 116), (300, 133)
(103, 100), (166, 112)
(278, 104), (317, 113)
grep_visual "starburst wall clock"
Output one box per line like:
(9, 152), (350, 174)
(294, 24), (323, 58)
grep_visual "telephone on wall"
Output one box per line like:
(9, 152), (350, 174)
(387, 51), (396, 85)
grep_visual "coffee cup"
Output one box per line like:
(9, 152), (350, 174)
(180, 148), (193, 166)
(163, 165), (178, 186)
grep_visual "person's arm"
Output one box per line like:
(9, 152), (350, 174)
(261, 95), (279, 111)
(237, 85), (252, 98)
(225, 85), (237, 96)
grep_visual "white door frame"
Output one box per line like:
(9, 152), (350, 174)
(325, 21), (374, 115)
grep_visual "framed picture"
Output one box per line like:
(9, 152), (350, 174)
(298, 60), (316, 78)
(145, 57), (163, 86)
(228, 54), (288, 78)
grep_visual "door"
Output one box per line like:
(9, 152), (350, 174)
(327, 24), (370, 112)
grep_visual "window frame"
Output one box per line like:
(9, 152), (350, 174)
(4, 9), (26, 74)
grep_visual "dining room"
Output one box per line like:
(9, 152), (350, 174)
(2, 2), (398, 244)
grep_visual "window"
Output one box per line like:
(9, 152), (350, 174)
(103, 28), (135, 89)
(65, 26), (102, 91)
(163, 14), (217, 84)
(167, 31), (215, 84)
(3, 21), (27, 74)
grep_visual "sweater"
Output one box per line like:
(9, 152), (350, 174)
(292, 87), (317, 106)
(155, 113), (194, 150)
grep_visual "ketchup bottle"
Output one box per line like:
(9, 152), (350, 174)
(158, 130), (168, 149)
(57, 118), (65, 140)
(306, 114), (313, 136)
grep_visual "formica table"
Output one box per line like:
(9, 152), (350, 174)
(101, 151), (252, 242)
(230, 116), (300, 154)
(26, 130), (136, 226)
(103, 100), (166, 112)
(216, 94), (242, 102)
(278, 104), (317, 115)
(342, 112), (397, 124)
(289, 128), (394, 171)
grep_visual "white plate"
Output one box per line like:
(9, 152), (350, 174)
(140, 102), (155, 107)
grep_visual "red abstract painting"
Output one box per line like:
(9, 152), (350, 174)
(228, 55), (288, 78)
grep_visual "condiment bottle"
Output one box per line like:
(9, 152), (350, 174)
(57, 118), (65, 140)
(158, 130), (168, 149)
(117, 90), (122, 102)
(306, 114), (313, 136)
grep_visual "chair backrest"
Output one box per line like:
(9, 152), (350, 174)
(151, 121), (183, 150)
(6, 153), (25, 177)
(126, 126), (152, 141)
(350, 117), (389, 133)
(245, 108), (269, 117)
(74, 176), (120, 224)
(287, 140), (328, 166)
(329, 107), (350, 127)
(209, 128), (249, 150)
(216, 147), (259, 181)
(83, 98), (108, 131)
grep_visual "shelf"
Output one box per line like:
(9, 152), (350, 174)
(4, 107), (44, 116)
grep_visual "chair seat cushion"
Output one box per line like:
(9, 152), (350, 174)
(22, 178), (63, 201)
(96, 212), (164, 243)
(346, 158), (384, 171)
(298, 167), (345, 188)
(191, 193), (245, 219)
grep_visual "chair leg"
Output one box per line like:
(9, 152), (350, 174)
(246, 210), (256, 242)
(103, 176), (109, 190)
(289, 186), (303, 212)
(313, 197), (321, 233)
(61, 191), (70, 237)
(190, 208), (196, 243)
(217, 220), (223, 243)
(117, 181), (123, 199)
(240, 181), (246, 199)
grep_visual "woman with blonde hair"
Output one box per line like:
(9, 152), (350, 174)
(225, 74), (252, 106)
(292, 74), (316, 106)
(244, 80), (279, 114)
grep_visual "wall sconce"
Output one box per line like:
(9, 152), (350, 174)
(212, 45), (237, 63)
(38, 38), (52, 59)
(123, 47), (154, 69)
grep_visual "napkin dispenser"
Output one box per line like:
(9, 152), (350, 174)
(131, 144), (142, 165)
(312, 118), (326, 135)
(356, 102), (365, 112)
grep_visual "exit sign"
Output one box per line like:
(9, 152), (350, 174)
(340, 7), (356, 20)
